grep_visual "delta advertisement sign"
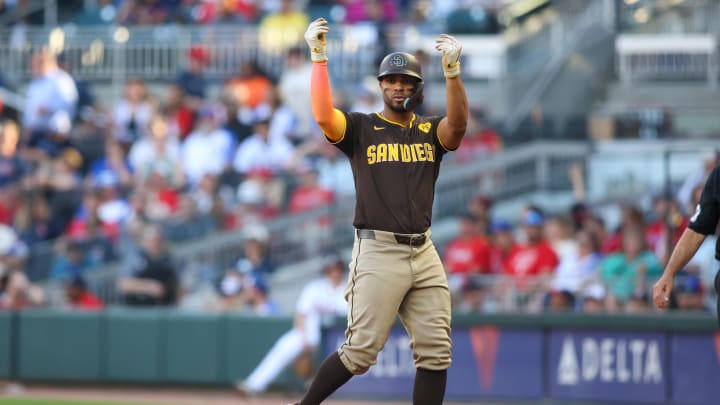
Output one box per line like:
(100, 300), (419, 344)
(323, 326), (720, 404)
(548, 330), (667, 403)
(323, 326), (543, 400)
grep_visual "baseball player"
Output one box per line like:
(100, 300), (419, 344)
(653, 164), (720, 324)
(289, 17), (468, 405)
(235, 255), (347, 396)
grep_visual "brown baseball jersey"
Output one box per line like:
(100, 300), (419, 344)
(326, 111), (452, 234)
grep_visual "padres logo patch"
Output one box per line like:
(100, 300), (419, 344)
(418, 122), (431, 133)
(390, 54), (407, 67)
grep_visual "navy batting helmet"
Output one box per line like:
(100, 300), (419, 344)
(377, 52), (423, 82)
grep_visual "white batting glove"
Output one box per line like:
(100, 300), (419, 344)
(304, 17), (329, 62)
(435, 34), (462, 78)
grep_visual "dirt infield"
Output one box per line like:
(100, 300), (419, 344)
(2, 385), (497, 405)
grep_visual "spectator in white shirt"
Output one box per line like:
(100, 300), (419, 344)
(181, 105), (235, 186)
(128, 116), (182, 186)
(112, 79), (154, 147)
(277, 46), (315, 142)
(23, 49), (78, 141)
(232, 117), (295, 176)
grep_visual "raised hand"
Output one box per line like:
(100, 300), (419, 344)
(304, 17), (329, 62)
(435, 34), (462, 78)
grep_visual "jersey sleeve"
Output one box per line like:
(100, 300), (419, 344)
(688, 166), (720, 235)
(429, 115), (452, 156)
(328, 111), (362, 157)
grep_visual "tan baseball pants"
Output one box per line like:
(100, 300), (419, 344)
(337, 229), (452, 375)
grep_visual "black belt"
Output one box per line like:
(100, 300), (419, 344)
(356, 229), (427, 247)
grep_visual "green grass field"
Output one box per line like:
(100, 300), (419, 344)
(0, 399), (160, 405)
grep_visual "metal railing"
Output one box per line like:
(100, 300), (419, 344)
(35, 140), (590, 307)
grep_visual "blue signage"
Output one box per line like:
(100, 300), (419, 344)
(323, 326), (543, 400)
(548, 330), (667, 403)
(671, 333), (720, 405)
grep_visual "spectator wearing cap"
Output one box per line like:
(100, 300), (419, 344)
(488, 219), (518, 274)
(503, 209), (559, 311)
(671, 270), (706, 312)
(455, 276), (488, 314)
(580, 282), (607, 313)
(65, 276), (103, 311)
(176, 46), (209, 103)
(181, 104), (236, 186)
(22, 49), (78, 144)
(505, 209), (559, 279)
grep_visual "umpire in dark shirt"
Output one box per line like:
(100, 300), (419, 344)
(654, 164), (720, 323)
(119, 225), (178, 306)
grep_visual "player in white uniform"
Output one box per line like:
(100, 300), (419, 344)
(236, 255), (347, 395)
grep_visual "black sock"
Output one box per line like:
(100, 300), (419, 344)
(413, 368), (447, 405)
(299, 351), (353, 405)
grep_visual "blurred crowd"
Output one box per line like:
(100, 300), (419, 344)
(0, 40), (502, 312)
(68, 0), (503, 34)
(444, 157), (719, 316)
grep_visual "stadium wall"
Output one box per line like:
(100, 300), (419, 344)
(0, 310), (717, 404)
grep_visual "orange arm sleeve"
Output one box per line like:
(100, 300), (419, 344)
(311, 61), (346, 143)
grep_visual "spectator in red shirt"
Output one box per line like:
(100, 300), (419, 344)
(488, 219), (519, 274)
(288, 165), (334, 215)
(287, 165), (335, 255)
(444, 212), (492, 273)
(505, 210), (559, 278)
(443, 212), (492, 294)
(504, 209), (559, 311)
(66, 276), (104, 311)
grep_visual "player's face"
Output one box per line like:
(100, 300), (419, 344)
(379, 74), (418, 112)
